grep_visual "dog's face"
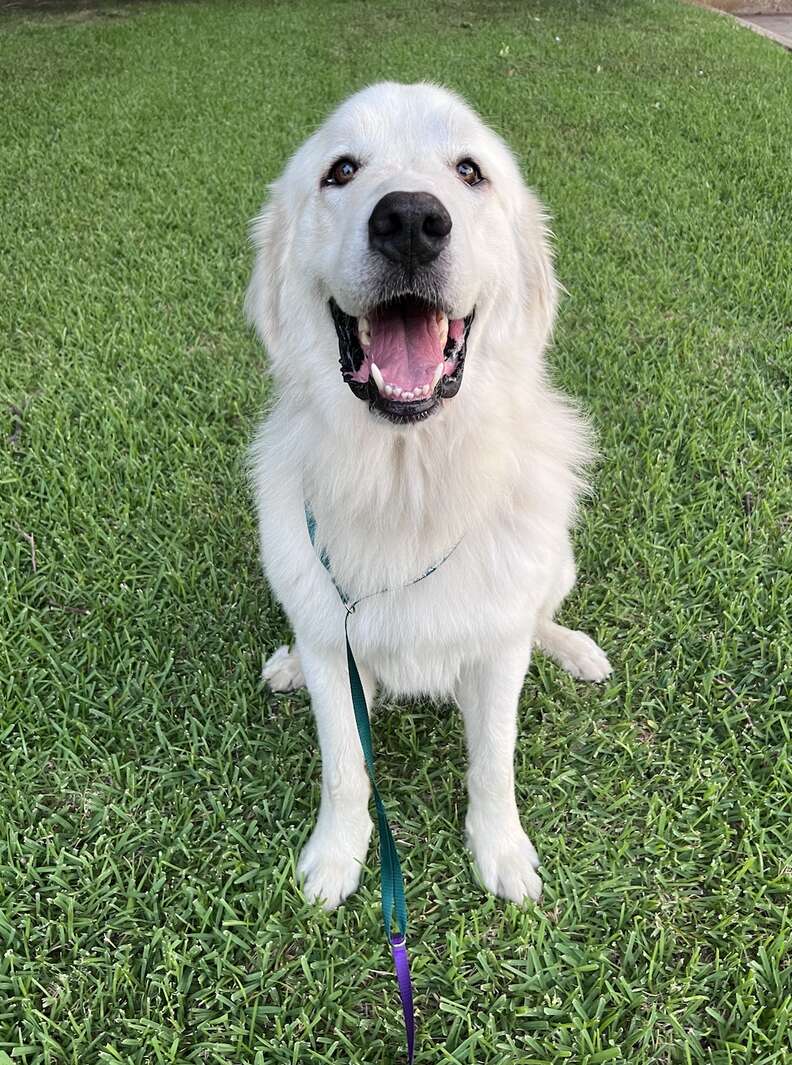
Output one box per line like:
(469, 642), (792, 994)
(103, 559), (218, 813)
(247, 82), (556, 427)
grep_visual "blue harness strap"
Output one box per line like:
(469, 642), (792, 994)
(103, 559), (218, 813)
(304, 503), (460, 1063)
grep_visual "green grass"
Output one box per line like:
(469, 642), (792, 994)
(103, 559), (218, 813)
(1, 0), (790, 1061)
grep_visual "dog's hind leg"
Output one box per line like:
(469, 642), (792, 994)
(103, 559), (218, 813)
(262, 644), (305, 692)
(533, 542), (612, 683)
(534, 621), (612, 682)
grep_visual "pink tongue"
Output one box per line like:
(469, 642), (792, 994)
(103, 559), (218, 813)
(369, 305), (443, 393)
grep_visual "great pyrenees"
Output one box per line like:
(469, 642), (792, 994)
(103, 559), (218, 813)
(246, 82), (611, 910)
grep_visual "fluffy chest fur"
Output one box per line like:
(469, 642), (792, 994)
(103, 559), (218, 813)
(251, 374), (586, 697)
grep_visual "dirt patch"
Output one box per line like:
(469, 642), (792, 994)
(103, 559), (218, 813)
(688, 1), (792, 12)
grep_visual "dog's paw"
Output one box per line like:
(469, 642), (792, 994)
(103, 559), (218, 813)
(537, 624), (612, 683)
(262, 645), (305, 692)
(297, 821), (371, 911)
(554, 630), (612, 682)
(467, 822), (543, 904)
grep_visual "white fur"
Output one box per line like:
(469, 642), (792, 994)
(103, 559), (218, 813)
(260, 645), (305, 691)
(246, 83), (611, 909)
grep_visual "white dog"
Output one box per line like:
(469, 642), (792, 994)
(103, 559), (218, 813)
(246, 82), (611, 911)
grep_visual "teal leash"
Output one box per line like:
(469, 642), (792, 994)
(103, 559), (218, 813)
(305, 504), (460, 1063)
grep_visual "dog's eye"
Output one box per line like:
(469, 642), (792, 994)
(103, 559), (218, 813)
(323, 157), (359, 187)
(456, 158), (483, 186)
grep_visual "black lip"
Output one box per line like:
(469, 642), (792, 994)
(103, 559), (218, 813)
(330, 298), (474, 424)
(372, 391), (440, 424)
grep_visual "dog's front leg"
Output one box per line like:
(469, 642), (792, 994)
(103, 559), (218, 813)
(296, 642), (374, 910)
(456, 644), (543, 904)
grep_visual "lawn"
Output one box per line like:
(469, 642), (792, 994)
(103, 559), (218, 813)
(1, 1), (790, 1062)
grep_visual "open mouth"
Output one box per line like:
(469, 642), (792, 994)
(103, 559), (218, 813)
(330, 297), (474, 424)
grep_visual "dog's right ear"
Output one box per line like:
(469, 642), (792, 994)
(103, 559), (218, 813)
(245, 184), (289, 351)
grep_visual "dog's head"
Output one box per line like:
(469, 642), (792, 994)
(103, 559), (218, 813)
(246, 82), (556, 427)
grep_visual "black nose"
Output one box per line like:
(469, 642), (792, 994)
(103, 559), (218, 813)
(368, 191), (452, 268)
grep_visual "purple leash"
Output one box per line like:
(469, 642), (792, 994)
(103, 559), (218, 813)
(391, 934), (415, 1063)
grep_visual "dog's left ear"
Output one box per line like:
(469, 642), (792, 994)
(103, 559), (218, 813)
(515, 185), (559, 343)
(245, 183), (290, 352)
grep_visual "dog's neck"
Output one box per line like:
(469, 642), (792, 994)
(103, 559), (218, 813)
(298, 379), (531, 561)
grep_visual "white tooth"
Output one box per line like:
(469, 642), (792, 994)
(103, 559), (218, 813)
(430, 363), (444, 391)
(403, 391), (414, 401)
(370, 363), (385, 395)
(438, 317), (448, 348)
(359, 331), (371, 347)
(392, 386), (402, 397)
(385, 384), (393, 396)
(359, 316), (370, 332)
